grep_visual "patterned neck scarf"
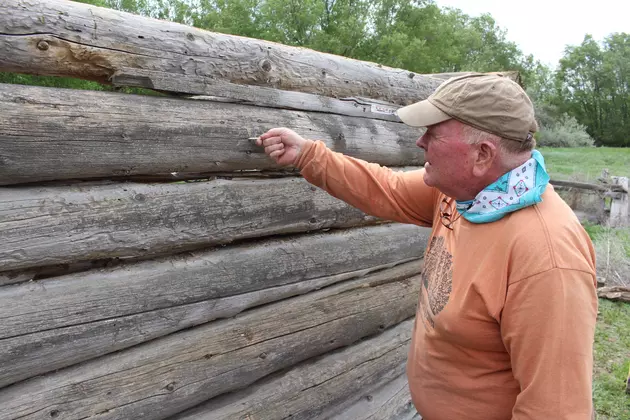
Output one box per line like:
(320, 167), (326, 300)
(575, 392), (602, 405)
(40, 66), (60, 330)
(455, 150), (550, 224)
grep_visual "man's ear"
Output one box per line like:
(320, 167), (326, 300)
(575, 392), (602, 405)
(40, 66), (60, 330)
(472, 140), (498, 177)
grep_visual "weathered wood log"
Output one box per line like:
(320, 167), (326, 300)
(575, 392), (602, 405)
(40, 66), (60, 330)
(0, 259), (422, 390)
(0, 176), (404, 272)
(0, 223), (427, 339)
(0, 224), (428, 387)
(550, 179), (627, 193)
(113, 68), (402, 122)
(0, 272), (421, 420)
(597, 286), (630, 303)
(0, 83), (423, 185)
(169, 319), (413, 420)
(329, 373), (417, 420)
(0, 0), (445, 105)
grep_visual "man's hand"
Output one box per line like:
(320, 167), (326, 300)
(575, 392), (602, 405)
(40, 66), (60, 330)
(256, 127), (307, 166)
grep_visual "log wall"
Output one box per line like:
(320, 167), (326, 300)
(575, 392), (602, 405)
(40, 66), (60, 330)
(0, 0), (509, 418)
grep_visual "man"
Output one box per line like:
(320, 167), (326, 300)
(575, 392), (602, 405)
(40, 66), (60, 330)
(256, 73), (597, 419)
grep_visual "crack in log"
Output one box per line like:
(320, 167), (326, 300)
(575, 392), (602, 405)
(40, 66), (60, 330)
(0, 33), (159, 59)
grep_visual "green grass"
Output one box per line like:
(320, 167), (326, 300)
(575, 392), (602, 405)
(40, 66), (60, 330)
(539, 147), (630, 181)
(583, 223), (630, 419)
(593, 299), (630, 419)
(584, 224), (630, 259)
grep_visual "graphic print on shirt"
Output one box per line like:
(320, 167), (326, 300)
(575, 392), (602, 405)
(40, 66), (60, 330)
(419, 236), (453, 331)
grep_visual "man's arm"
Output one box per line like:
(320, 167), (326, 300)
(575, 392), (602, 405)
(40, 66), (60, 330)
(257, 127), (437, 226)
(501, 268), (598, 419)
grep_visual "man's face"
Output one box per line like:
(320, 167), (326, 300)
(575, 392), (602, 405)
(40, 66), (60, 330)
(416, 120), (475, 198)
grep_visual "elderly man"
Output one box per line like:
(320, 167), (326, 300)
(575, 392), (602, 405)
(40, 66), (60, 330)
(257, 73), (597, 420)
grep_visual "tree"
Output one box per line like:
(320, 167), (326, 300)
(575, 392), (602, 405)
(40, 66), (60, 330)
(556, 34), (630, 146)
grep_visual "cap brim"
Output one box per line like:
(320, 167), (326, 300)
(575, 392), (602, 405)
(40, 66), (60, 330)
(396, 99), (451, 127)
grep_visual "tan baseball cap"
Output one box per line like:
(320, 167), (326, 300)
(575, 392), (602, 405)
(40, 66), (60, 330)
(396, 73), (538, 142)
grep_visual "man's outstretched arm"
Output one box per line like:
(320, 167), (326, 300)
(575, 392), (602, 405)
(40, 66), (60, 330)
(257, 127), (437, 226)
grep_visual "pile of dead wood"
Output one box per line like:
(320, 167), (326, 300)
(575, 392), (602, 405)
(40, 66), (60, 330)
(597, 286), (630, 303)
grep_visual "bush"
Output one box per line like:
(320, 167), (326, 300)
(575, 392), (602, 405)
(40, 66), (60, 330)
(536, 114), (595, 147)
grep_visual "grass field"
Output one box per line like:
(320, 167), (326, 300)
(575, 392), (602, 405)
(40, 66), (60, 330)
(593, 299), (630, 419)
(540, 147), (630, 181)
(565, 144), (630, 419)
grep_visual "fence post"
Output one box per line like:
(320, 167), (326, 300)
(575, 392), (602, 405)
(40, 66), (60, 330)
(610, 177), (629, 227)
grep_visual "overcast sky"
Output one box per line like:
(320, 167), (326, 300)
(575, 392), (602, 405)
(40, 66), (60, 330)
(434, 0), (629, 67)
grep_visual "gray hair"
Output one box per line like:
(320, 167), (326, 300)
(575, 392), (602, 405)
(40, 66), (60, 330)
(462, 124), (535, 156)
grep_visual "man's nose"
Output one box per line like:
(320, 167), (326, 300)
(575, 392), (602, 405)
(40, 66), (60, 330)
(416, 133), (427, 150)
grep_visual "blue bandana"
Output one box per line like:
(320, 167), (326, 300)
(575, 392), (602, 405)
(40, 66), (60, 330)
(455, 150), (550, 224)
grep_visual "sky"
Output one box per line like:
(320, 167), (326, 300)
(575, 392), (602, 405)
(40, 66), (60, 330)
(434, 0), (629, 67)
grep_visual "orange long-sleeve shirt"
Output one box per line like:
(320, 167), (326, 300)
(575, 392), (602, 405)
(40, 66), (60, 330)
(296, 140), (598, 420)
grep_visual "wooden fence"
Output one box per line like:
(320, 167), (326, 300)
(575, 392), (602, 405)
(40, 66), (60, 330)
(0, 0), (490, 418)
(551, 177), (629, 227)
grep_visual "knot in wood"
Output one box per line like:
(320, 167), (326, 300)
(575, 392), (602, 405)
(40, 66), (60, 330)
(260, 59), (272, 72)
(408, 72), (415, 79)
(37, 41), (50, 51)
(165, 382), (176, 392)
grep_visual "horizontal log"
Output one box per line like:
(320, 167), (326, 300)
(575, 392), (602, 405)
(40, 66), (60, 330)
(113, 68), (402, 122)
(0, 223), (427, 338)
(550, 179), (627, 193)
(329, 373), (417, 420)
(0, 260), (422, 389)
(169, 319), (413, 420)
(597, 286), (630, 303)
(0, 0), (445, 104)
(0, 176), (393, 272)
(0, 272), (421, 420)
(0, 83), (423, 185)
(0, 224), (428, 386)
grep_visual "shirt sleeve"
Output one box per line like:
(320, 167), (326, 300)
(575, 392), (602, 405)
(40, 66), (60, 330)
(295, 140), (438, 227)
(500, 268), (598, 420)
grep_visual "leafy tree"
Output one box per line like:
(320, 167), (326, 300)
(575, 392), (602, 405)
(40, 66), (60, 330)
(556, 34), (630, 146)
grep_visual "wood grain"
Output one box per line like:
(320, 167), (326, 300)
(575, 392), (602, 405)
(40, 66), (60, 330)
(0, 83), (423, 184)
(0, 0), (444, 104)
(0, 272), (421, 420)
(0, 177), (386, 272)
(169, 320), (414, 420)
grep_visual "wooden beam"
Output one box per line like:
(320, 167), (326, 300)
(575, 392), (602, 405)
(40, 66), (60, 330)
(0, 273), (420, 420)
(0, 176), (393, 273)
(0, 0), (446, 105)
(0, 83), (423, 185)
(170, 320), (413, 420)
(112, 68), (403, 122)
(550, 179), (626, 193)
(0, 257), (423, 389)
